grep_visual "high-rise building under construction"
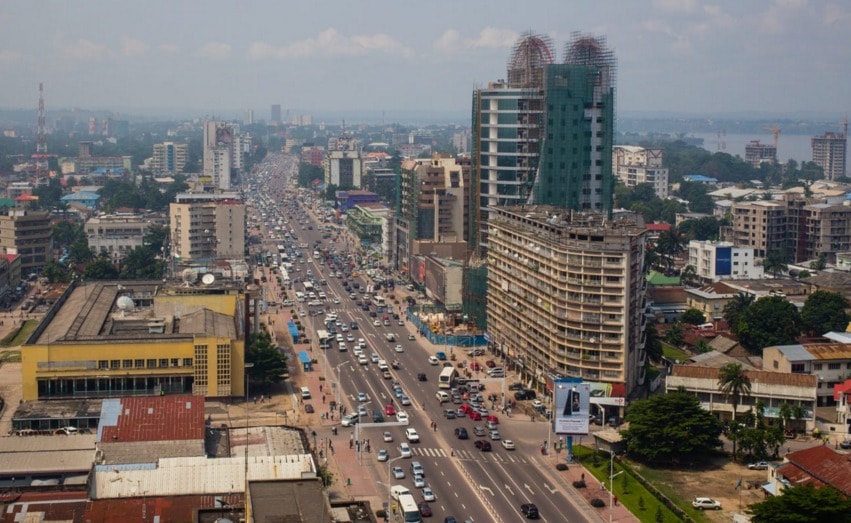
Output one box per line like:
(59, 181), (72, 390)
(471, 32), (616, 256)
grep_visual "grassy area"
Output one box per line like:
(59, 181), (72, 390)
(0, 319), (38, 348)
(573, 446), (689, 523)
(0, 349), (21, 363)
(632, 463), (716, 522)
(662, 342), (690, 363)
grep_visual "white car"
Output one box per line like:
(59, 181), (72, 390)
(422, 487), (436, 501)
(358, 355), (369, 365)
(399, 442), (412, 458)
(395, 344), (405, 353)
(413, 474), (425, 488)
(428, 356), (439, 365)
(373, 320), (381, 326)
(341, 413), (359, 427)
(692, 498), (722, 510)
(346, 334), (355, 342)
(357, 392), (368, 402)
(377, 449), (389, 462)
(405, 428), (420, 442)
(531, 399), (543, 409)
(392, 466), (405, 479)
(501, 439), (516, 450)
(332, 297), (341, 304)
(383, 431), (393, 442)
(396, 411), (409, 425)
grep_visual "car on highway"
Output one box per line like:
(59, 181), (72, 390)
(454, 427), (469, 440)
(371, 353), (380, 363)
(397, 411), (409, 424)
(358, 354), (369, 365)
(473, 426), (486, 437)
(521, 503), (540, 519)
(385, 404), (396, 416)
(418, 501), (432, 517)
(357, 392), (368, 402)
(358, 405), (368, 417)
(341, 413), (359, 427)
(747, 461), (770, 470)
(444, 408), (456, 419)
(382, 370), (393, 379)
(474, 440), (492, 451)
(435, 351), (447, 360)
(408, 334), (416, 340)
(413, 474), (425, 488)
(692, 497), (722, 510)
(401, 395), (411, 406)
(428, 356), (439, 365)
(501, 439), (516, 450)
(417, 372), (428, 381)
(411, 461), (425, 476)
(346, 334), (355, 342)
(395, 344), (405, 353)
(392, 466), (405, 479)
(399, 442), (412, 458)
(377, 449), (389, 462)
(422, 486), (436, 501)
(488, 429), (501, 440)
(373, 320), (381, 326)
(405, 428), (420, 442)
(383, 431), (394, 443)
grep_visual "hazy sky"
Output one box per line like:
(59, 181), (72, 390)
(2, 0), (850, 119)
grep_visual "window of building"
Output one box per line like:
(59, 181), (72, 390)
(813, 363), (823, 370)
(98, 360), (108, 370)
(184, 358), (193, 367)
(110, 360), (120, 369)
(159, 359), (168, 368)
(828, 363), (841, 370)
(123, 359), (133, 369)
(791, 363), (805, 373)
(147, 359), (157, 368)
(135, 359), (144, 369)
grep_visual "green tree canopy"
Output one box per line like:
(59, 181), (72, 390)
(643, 323), (663, 363)
(83, 255), (119, 280)
(748, 484), (851, 523)
(801, 290), (851, 336)
(763, 250), (789, 278)
(680, 308), (706, 325)
(723, 292), (754, 334)
(622, 391), (723, 465)
(246, 330), (287, 393)
(737, 296), (802, 353)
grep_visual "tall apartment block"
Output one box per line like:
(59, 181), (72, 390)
(471, 33), (616, 257)
(487, 206), (647, 400)
(270, 104), (281, 125)
(613, 146), (669, 198)
(812, 131), (847, 180)
(169, 193), (245, 263)
(0, 202), (52, 275)
(744, 140), (776, 168)
(394, 155), (471, 272)
(151, 141), (188, 175)
(203, 122), (250, 191)
(325, 132), (363, 188)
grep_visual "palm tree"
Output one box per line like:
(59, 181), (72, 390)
(722, 292), (754, 334)
(718, 363), (752, 422)
(718, 362), (752, 460)
(680, 264), (698, 287)
(762, 250), (788, 278)
(655, 227), (685, 272)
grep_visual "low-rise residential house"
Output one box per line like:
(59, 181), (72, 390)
(763, 344), (851, 406)
(666, 365), (817, 430)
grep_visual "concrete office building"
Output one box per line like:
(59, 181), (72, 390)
(812, 130), (847, 181)
(395, 155), (471, 273)
(169, 193), (245, 263)
(613, 146), (669, 199)
(19, 279), (247, 401)
(744, 140), (777, 168)
(687, 240), (763, 283)
(85, 214), (155, 262)
(151, 141), (188, 175)
(324, 132), (363, 188)
(486, 206), (647, 399)
(0, 199), (52, 275)
(471, 32), (616, 256)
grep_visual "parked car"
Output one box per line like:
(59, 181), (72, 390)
(692, 498), (722, 510)
(747, 461), (769, 470)
(840, 440), (851, 449)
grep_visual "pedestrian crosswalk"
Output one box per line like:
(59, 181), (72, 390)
(410, 447), (528, 463)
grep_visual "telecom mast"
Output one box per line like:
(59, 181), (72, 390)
(33, 82), (49, 183)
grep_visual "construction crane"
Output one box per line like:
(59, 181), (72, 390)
(762, 125), (781, 149)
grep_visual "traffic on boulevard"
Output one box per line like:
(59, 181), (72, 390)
(244, 154), (594, 522)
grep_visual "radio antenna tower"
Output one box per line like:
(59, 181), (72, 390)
(34, 82), (49, 183)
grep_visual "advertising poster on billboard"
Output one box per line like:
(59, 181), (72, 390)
(554, 380), (590, 435)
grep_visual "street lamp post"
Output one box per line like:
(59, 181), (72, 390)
(607, 448), (623, 523)
(244, 362), (255, 505)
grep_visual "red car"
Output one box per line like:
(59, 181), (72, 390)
(458, 403), (475, 414)
(385, 404), (396, 416)
(468, 411), (483, 421)
(486, 415), (499, 425)
(470, 362), (482, 371)
(485, 360), (496, 368)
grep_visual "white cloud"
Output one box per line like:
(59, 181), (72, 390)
(157, 43), (179, 54)
(120, 36), (148, 58)
(653, 0), (699, 13)
(822, 3), (851, 25)
(58, 38), (112, 61)
(758, 0), (808, 34)
(0, 49), (22, 64)
(433, 27), (518, 54)
(247, 28), (413, 60)
(199, 42), (231, 60)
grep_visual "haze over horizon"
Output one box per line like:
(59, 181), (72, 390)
(1, 1), (850, 120)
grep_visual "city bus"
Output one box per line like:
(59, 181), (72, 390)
(438, 366), (457, 390)
(317, 329), (332, 350)
(303, 281), (314, 293)
(397, 493), (422, 523)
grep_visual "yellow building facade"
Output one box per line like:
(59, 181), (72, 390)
(21, 280), (246, 401)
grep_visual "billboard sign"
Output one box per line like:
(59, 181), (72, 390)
(715, 246), (732, 276)
(554, 380), (590, 435)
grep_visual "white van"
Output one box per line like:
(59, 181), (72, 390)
(390, 485), (411, 500)
(300, 387), (311, 400)
(435, 391), (449, 403)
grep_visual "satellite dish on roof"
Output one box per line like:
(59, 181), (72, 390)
(116, 295), (134, 311)
(202, 273), (215, 285)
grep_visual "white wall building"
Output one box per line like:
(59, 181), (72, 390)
(688, 240), (763, 283)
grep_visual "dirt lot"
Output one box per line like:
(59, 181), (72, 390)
(632, 455), (770, 521)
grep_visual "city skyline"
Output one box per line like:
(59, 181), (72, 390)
(1, 0), (850, 119)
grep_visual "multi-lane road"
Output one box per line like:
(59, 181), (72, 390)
(246, 154), (594, 522)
